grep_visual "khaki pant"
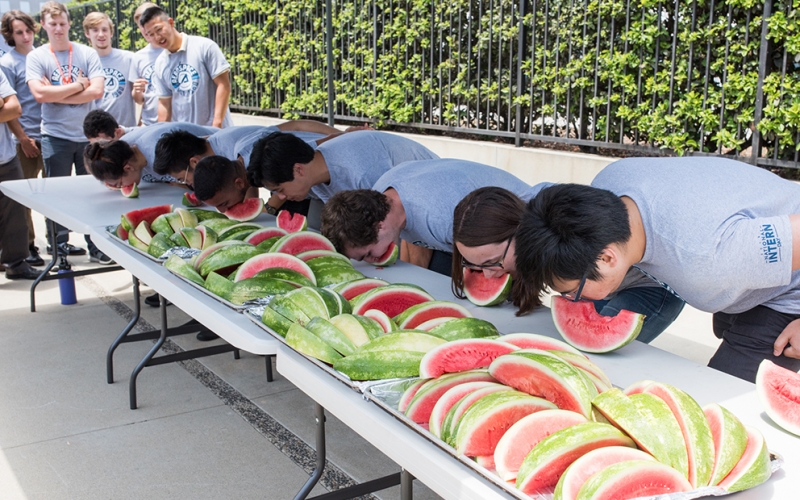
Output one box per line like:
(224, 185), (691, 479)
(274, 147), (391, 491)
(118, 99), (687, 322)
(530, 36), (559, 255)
(16, 142), (43, 246)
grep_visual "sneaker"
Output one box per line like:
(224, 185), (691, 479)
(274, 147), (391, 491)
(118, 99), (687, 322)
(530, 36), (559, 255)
(46, 243), (87, 256)
(89, 248), (115, 265)
(6, 262), (43, 280)
(144, 293), (171, 307)
(26, 245), (45, 267)
(196, 329), (219, 341)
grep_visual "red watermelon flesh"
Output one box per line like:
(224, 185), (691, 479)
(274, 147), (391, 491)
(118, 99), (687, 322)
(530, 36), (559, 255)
(121, 204), (172, 231)
(244, 227), (287, 245)
(394, 301), (472, 329)
(404, 371), (497, 424)
(398, 378), (431, 413)
(182, 192), (202, 206)
(418, 339), (519, 379)
(335, 278), (389, 301)
(115, 224), (129, 240)
(500, 332), (587, 357)
(474, 455), (496, 472)
(232, 253), (316, 283)
(494, 409), (589, 482)
(350, 285), (434, 318)
(554, 446), (656, 500)
(371, 241), (399, 266)
(270, 232), (336, 255)
(428, 381), (501, 437)
(463, 268), (512, 306)
(442, 385), (515, 444)
(756, 359), (800, 437)
(224, 198), (264, 222)
(717, 425), (771, 492)
(573, 459), (692, 499)
(277, 210), (308, 232)
(550, 296), (643, 353)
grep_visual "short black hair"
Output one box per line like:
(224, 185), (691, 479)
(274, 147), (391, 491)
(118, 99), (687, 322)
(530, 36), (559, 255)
(83, 140), (134, 182)
(83, 110), (119, 140)
(247, 132), (315, 187)
(137, 5), (168, 27)
(153, 130), (207, 175)
(193, 155), (237, 201)
(514, 183), (631, 300)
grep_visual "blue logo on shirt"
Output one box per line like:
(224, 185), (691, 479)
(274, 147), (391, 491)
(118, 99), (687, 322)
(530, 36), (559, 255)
(141, 63), (155, 92)
(49, 65), (84, 85)
(102, 67), (126, 100)
(760, 224), (782, 264)
(170, 63), (199, 97)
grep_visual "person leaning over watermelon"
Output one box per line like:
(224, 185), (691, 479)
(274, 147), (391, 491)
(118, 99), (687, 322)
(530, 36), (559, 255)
(191, 155), (254, 213)
(319, 158), (534, 276)
(451, 186), (685, 343)
(514, 156), (800, 383)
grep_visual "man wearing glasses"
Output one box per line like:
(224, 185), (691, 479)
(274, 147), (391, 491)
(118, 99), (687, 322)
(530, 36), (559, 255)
(515, 156), (800, 383)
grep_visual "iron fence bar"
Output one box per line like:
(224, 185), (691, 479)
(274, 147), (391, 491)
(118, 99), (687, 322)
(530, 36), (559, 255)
(515, 0), (526, 146)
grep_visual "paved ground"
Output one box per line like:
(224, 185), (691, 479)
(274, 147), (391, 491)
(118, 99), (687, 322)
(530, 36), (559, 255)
(0, 213), (722, 500)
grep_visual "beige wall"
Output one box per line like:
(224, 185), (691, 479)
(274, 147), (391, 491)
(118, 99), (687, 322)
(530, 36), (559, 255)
(232, 113), (615, 185)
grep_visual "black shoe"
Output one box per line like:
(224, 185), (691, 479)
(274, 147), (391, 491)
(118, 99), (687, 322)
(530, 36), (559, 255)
(144, 293), (171, 307)
(26, 245), (45, 267)
(6, 262), (43, 280)
(196, 329), (219, 341)
(46, 243), (87, 256)
(89, 248), (114, 265)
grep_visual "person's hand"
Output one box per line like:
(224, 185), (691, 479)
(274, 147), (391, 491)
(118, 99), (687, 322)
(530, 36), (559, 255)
(344, 124), (373, 133)
(40, 76), (52, 86)
(20, 137), (40, 158)
(76, 75), (91, 90)
(774, 318), (800, 359)
(212, 118), (223, 128)
(132, 78), (148, 95)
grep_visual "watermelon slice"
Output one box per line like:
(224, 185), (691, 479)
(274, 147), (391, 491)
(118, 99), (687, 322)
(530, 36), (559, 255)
(305, 317), (357, 356)
(286, 323), (342, 364)
(232, 253), (316, 284)
(121, 183), (139, 198)
(494, 409), (588, 482)
(270, 232), (336, 255)
(463, 268), (512, 306)
(276, 210), (308, 232)
(454, 391), (557, 456)
(428, 317), (498, 340)
(415, 317), (457, 331)
(756, 359), (800, 437)
(551, 295), (643, 353)
(573, 459), (692, 499)
(224, 197), (264, 222)
(357, 331), (446, 354)
(370, 241), (399, 267)
(121, 204), (172, 232)
(193, 240), (249, 271)
(515, 422), (636, 494)
(333, 278), (389, 300)
(547, 350), (612, 394)
(441, 385), (514, 446)
(350, 284), (434, 317)
(295, 249), (350, 263)
(244, 227), (287, 245)
(554, 446), (656, 500)
(500, 332), (587, 357)
(393, 300), (472, 329)
(418, 339), (519, 379)
(428, 381), (501, 438)
(398, 378), (432, 413)
(362, 309), (397, 333)
(717, 425), (771, 492)
(404, 370), (497, 424)
(182, 191), (202, 206)
(703, 403), (748, 486)
(114, 224), (128, 240)
(333, 350), (426, 380)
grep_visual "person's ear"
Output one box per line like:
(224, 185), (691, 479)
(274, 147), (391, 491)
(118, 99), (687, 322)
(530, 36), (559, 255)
(596, 245), (621, 272)
(293, 163), (305, 178)
(233, 176), (247, 190)
(189, 156), (200, 169)
(114, 127), (124, 140)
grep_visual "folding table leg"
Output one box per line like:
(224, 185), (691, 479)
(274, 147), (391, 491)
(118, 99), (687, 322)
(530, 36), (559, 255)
(129, 293), (169, 409)
(107, 275), (141, 384)
(400, 469), (414, 500)
(294, 403), (327, 500)
(29, 219), (60, 312)
(265, 355), (275, 382)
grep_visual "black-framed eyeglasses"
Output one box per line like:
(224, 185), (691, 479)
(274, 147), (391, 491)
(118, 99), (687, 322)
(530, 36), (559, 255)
(561, 269), (589, 302)
(461, 237), (513, 271)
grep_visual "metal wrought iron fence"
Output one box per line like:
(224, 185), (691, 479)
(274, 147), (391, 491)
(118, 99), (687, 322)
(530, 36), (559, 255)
(56, 0), (800, 168)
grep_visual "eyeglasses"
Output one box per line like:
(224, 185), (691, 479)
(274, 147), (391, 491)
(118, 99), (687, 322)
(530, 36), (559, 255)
(461, 237), (512, 271)
(178, 163), (191, 185)
(561, 269), (589, 302)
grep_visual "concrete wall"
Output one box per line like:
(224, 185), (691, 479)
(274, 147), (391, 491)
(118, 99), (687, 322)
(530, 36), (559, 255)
(232, 113), (616, 186)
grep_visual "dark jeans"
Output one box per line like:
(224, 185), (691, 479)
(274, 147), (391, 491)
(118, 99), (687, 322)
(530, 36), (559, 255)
(709, 305), (800, 382)
(593, 286), (686, 344)
(0, 155), (29, 267)
(41, 135), (95, 251)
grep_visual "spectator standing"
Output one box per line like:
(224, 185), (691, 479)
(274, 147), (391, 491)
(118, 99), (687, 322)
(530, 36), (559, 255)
(1, 10), (45, 266)
(139, 5), (233, 128)
(130, 2), (162, 126)
(83, 12), (137, 128)
(26, 1), (112, 263)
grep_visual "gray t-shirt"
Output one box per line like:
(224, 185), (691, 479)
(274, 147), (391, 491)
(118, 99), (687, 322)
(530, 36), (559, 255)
(0, 48), (42, 141)
(152, 34), (233, 128)
(130, 44), (162, 126)
(208, 125), (325, 166)
(26, 42), (104, 142)
(372, 159), (532, 253)
(592, 157), (800, 315)
(98, 49), (136, 128)
(312, 131), (439, 203)
(122, 121), (218, 183)
(0, 70), (17, 164)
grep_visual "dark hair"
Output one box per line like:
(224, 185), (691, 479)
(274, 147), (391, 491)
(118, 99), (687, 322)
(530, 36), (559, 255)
(83, 109), (119, 140)
(247, 132), (315, 187)
(137, 5), (168, 27)
(83, 140), (134, 181)
(193, 155), (237, 201)
(320, 190), (391, 252)
(1, 10), (40, 46)
(152, 130), (207, 175)
(451, 187), (540, 315)
(515, 183), (631, 302)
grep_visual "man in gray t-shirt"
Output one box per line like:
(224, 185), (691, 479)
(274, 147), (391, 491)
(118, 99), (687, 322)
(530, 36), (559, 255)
(130, 2), (162, 126)
(515, 156), (800, 382)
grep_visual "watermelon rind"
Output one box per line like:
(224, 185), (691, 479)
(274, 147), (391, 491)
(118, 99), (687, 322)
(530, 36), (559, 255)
(306, 256), (365, 287)
(415, 317), (457, 331)
(333, 278), (389, 301)
(553, 446), (656, 500)
(122, 205), (173, 232)
(244, 227), (288, 245)
(332, 350), (426, 380)
(405, 370), (498, 425)
(150, 213), (174, 236)
(286, 324), (343, 364)
(547, 350), (612, 390)
(429, 381), (501, 438)
(147, 232), (173, 258)
(199, 218), (239, 233)
(232, 253), (316, 284)
(228, 278), (298, 305)
(441, 385), (514, 446)
(189, 208), (228, 221)
(393, 300), (472, 329)
(515, 422), (636, 494)
(489, 349), (598, 418)
(270, 232), (336, 255)
(362, 309), (397, 333)
(283, 287), (330, 320)
(500, 332), (587, 357)
(168, 231), (189, 248)
(180, 227), (203, 249)
(463, 268), (512, 307)
(574, 459), (692, 500)
(164, 255), (205, 287)
(128, 229), (149, 252)
(193, 240), (249, 271)
(219, 222), (263, 241)
(203, 271), (234, 300)
(350, 284), (434, 317)
(197, 244), (261, 278)
(352, 315), (384, 340)
(182, 191), (202, 207)
(419, 339), (519, 379)
(306, 317), (357, 356)
(166, 211), (185, 233)
(224, 197), (264, 222)
(398, 378), (432, 413)
(176, 207), (199, 228)
(296, 249), (351, 263)
(134, 220), (153, 245)
(277, 211), (308, 232)
(495, 409), (589, 483)
(315, 287), (345, 317)
(196, 225), (218, 249)
(268, 294), (313, 326)
(756, 359), (800, 437)
(703, 403), (748, 486)
(628, 392), (689, 480)
(717, 425), (771, 493)
(121, 183), (138, 198)
(428, 317), (498, 341)
(261, 305), (295, 337)
(550, 295), (643, 353)
(357, 331), (446, 354)
(329, 314), (372, 347)
(370, 241), (399, 267)
(454, 390), (557, 456)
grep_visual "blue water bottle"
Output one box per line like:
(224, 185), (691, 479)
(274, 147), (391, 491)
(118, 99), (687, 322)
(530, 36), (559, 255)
(57, 256), (77, 305)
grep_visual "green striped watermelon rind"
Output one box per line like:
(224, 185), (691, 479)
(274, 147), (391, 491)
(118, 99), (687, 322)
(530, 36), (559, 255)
(573, 459), (692, 500)
(393, 300), (472, 329)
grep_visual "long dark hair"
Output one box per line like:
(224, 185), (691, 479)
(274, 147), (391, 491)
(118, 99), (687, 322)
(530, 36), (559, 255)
(451, 186), (541, 315)
(83, 140), (134, 182)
